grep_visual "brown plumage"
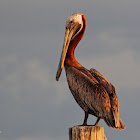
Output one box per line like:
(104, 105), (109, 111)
(56, 13), (126, 129)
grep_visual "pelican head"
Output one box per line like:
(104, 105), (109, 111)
(56, 13), (85, 81)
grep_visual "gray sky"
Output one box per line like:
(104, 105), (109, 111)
(0, 0), (140, 140)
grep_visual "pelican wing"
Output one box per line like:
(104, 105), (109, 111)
(89, 68), (119, 108)
(65, 66), (112, 119)
(89, 68), (125, 128)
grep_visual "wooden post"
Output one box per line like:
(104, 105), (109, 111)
(69, 126), (107, 140)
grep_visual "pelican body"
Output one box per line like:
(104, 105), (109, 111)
(56, 13), (126, 129)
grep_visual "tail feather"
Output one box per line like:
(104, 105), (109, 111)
(118, 119), (126, 129)
(104, 117), (115, 128)
(107, 106), (126, 129)
(104, 117), (126, 129)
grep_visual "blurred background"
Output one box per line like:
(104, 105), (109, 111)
(0, 0), (140, 140)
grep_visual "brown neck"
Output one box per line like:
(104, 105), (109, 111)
(65, 15), (87, 67)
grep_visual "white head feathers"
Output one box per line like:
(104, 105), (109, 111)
(66, 13), (83, 27)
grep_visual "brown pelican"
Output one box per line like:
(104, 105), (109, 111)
(56, 13), (126, 129)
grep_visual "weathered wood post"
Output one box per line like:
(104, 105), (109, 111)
(69, 126), (107, 140)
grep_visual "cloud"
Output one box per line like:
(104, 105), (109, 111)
(27, 60), (49, 88)
(0, 54), (21, 101)
(0, 53), (69, 105)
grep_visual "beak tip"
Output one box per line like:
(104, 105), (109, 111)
(56, 77), (59, 81)
(56, 67), (62, 81)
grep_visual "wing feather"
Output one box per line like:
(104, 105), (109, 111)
(65, 66), (111, 118)
(89, 68), (122, 128)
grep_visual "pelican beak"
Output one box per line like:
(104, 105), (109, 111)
(56, 22), (81, 81)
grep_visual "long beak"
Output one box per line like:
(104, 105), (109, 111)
(56, 23), (80, 81)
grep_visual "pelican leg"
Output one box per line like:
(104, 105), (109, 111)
(82, 111), (89, 126)
(94, 117), (101, 126)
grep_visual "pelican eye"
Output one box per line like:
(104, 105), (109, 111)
(70, 21), (73, 23)
(66, 21), (74, 30)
